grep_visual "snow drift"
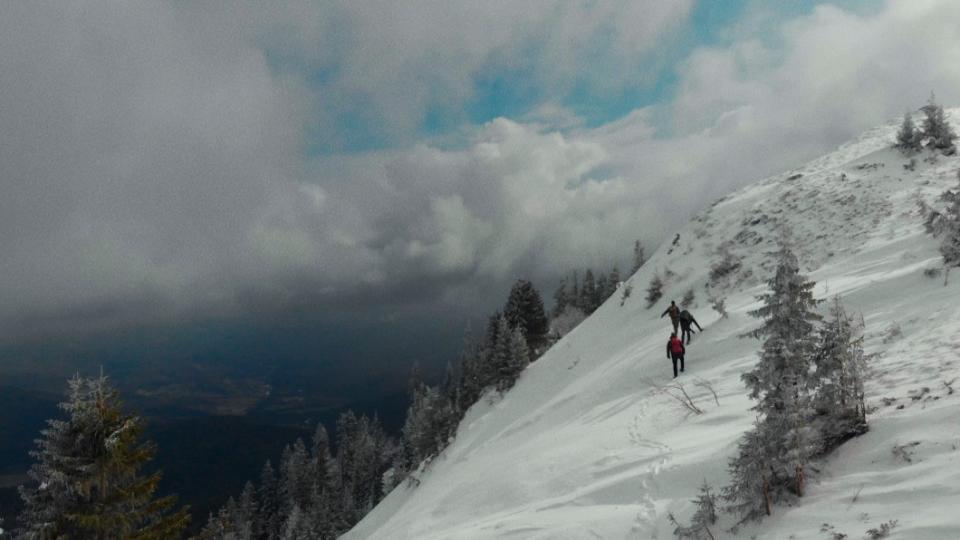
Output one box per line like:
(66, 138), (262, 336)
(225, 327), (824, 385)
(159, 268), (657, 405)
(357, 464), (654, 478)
(345, 115), (960, 539)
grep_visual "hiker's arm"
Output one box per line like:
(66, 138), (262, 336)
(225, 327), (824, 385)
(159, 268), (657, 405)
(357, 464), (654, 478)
(660, 308), (669, 317)
(694, 319), (703, 331)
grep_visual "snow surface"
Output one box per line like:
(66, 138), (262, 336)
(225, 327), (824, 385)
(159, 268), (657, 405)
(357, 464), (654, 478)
(345, 115), (960, 539)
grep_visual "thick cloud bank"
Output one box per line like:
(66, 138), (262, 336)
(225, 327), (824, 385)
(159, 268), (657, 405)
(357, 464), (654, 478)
(3, 1), (960, 338)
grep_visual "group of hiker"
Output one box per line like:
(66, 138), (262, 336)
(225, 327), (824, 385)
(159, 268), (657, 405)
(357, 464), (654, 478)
(660, 301), (702, 378)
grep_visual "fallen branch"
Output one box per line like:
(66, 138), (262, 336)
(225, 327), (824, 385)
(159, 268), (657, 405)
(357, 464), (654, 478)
(643, 377), (704, 415)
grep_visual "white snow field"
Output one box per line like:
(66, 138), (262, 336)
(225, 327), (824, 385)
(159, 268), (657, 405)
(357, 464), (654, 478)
(346, 117), (960, 539)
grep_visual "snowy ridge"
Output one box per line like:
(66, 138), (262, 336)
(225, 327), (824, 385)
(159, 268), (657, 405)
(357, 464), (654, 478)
(345, 113), (960, 540)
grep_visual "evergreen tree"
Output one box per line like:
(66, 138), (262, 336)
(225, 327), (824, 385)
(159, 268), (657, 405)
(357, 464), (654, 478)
(895, 111), (921, 153)
(920, 93), (957, 154)
(594, 273), (609, 310)
(569, 271), (580, 310)
(17, 373), (190, 540)
(500, 326), (530, 391)
(457, 328), (485, 414)
(552, 278), (569, 319)
(723, 418), (775, 524)
(503, 279), (550, 352)
(632, 240), (646, 274)
(938, 181), (960, 284)
(237, 481), (258, 538)
(257, 460), (281, 539)
(734, 239), (821, 512)
(580, 270), (597, 313)
(813, 298), (868, 451)
(607, 266), (621, 297)
(491, 315), (513, 391)
(280, 439), (312, 513)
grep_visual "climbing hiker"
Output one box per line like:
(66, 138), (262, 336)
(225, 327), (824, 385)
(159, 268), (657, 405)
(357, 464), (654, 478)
(678, 309), (703, 345)
(660, 300), (680, 334)
(666, 332), (685, 378)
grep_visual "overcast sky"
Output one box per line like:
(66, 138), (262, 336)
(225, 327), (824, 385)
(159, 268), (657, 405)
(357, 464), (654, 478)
(4, 0), (960, 345)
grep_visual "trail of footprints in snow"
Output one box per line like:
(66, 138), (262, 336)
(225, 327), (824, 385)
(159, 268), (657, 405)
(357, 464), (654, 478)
(627, 403), (673, 539)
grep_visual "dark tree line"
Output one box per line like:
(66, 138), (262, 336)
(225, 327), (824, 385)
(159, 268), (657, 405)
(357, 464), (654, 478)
(551, 240), (645, 325)
(202, 278), (550, 539)
(551, 267), (622, 319)
(198, 413), (393, 539)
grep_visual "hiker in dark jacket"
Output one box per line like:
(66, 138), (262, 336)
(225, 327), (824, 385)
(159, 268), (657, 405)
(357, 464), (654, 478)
(660, 301), (681, 334)
(666, 332), (685, 378)
(678, 309), (703, 345)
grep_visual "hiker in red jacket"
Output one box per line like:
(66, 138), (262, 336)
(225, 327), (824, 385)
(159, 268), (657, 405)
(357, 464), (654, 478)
(661, 300), (681, 334)
(666, 332), (685, 378)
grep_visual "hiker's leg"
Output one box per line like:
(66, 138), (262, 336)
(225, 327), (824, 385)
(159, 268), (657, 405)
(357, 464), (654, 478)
(680, 354), (685, 373)
(672, 356), (678, 377)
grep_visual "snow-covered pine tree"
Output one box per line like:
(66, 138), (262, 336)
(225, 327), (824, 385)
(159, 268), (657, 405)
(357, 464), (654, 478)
(257, 460), (282, 539)
(813, 298), (869, 452)
(551, 277), (569, 318)
(920, 93), (957, 154)
(503, 326), (530, 390)
(594, 273), (609, 310)
(938, 183), (960, 284)
(608, 266), (621, 296)
(570, 271), (580, 310)
(16, 374), (190, 540)
(492, 315), (514, 391)
(281, 439), (314, 514)
(456, 328), (485, 413)
(503, 279), (549, 352)
(723, 417), (774, 524)
(671, 480), (719, 539)
(691, 481), (718, 533)
(399, 381), (440, 474)
(235, 481), (258, 538)
(580, 270), (597, 313)
(632, 240), (646, 273)
(895, 112), (921, 153)
(735, 238), (821, 509)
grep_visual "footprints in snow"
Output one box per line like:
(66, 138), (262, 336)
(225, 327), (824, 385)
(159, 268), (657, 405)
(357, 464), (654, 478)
(627, 406), (673, 539)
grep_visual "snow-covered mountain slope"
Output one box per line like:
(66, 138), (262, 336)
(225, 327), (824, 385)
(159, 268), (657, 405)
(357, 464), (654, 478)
(345, 117), (960, 540)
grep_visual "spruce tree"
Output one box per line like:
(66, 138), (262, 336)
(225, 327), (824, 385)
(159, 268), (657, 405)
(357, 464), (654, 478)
(594, 273), (609, 310)
(608, 266), (621, 297)
(503, 279), (549, 352)
(734, 239), (821, 512)
(939, 182), (960, 284)
(895, 112), (921, 153)
(723, 418), (775, 524)
(814, 298), (868, 450)
(552, 278), (569, 318)
(580, 270), (597, 313)
(257, 460), (281, 539)
(17, 373), (190, 539)
(920, 93), (957, 154)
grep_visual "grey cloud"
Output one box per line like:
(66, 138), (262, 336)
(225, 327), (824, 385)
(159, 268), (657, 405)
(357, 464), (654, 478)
(6, 1), (960, 340)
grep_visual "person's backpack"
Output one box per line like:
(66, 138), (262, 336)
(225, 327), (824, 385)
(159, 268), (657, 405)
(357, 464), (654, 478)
(670, 337), (683, 354)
